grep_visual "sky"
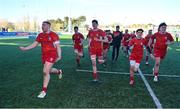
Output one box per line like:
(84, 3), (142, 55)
(0, 0), (180, 25)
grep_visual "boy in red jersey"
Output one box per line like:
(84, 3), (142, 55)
(103, 30), (113, 67)
(128, 29), (152, 85)
(87, 19), (107, 81)
(72, 26), (84, 67)
(19, 21), (62, 98)
(122, 29), (131, 57)
(144, 29), (154, 65)
(149, 23), (174, 82)
(130, 31), (136, 39)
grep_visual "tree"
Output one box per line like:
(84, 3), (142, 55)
(64, 16), (69, 31)
(32, 17), (38, 32)
(77, 16), (86, 27)
(71, 18), (80, 27)
(7, 22), (15, 31)
(78, 16), (86, 23)
(47, 18), (64, 32)
(0, 19), (15, 31)
(44, 16), (87, 32)
(23, 16), (30, 32)
(84, 24), (89, 31)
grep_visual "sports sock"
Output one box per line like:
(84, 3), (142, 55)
(42, 87), (47, 92)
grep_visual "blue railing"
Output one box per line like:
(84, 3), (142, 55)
(0, 32), (38, 39)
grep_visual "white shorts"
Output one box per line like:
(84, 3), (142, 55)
(91, 55), (96, 60)
(91, 55), (104, 63)
(74, 49), (83, 56)
(130, 60), (140, 69)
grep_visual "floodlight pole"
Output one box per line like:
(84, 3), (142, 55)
(68, 0), (72, 33)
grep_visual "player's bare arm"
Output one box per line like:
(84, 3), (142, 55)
(94, 36), (108, 43)
(80, 38), (84, 45)
(55, 42), (61, 62)
(19, 41), (39, 51)
(87, 38), (91, 47)
(166, 40), (174, 45)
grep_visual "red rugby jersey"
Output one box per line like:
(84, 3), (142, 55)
(151, 32), (174, 50)
(129, 37), (147, 58)
(72, 32), (84, 46)
(88, 28), (106, 48)
(36, 31), (59, 54)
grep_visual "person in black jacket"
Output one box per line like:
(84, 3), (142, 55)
(112, 25), (123, 62)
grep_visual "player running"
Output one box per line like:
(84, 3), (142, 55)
(19, 21), (62, 98)
(149, 22), (174, 82)
(144, 29), (154, 65)
(103, 30), (113, 67)
(121, 29), (131, 57)
(128, 29), (152, 85)
(87, 19), (107, 82)
(72, 26), (84, 67)
(130, 31), (136, 39)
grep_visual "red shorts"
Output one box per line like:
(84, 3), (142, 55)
(129, 54), (142, 63)
(123, 42), (129, 46)
(154, 49), (167, 59)
(103, 44), (109, 50)
(74, 45), (83, 54)
(42, 52), (58, 64)
(89, 47), (103, 57)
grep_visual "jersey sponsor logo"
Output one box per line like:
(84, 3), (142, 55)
(48, 36), (51, 41)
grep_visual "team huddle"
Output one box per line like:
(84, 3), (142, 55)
(19, 20), (174, 98)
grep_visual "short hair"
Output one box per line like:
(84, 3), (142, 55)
(43, 21), (51, 26)
(105, 30), (110, 32)
(116, 25), (120, 28)
(158, 22), (167, 30)
(159, 22), (167, 28)
(74, 26), (78, 30)
(92, 19), (98, 24)
(136, 29), (144, 33)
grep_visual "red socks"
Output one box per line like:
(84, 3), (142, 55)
(76, 58), (80, 65)
(93, 72), (98, 80)
(130, 76), (134, 81)
(42, 87), (47, 92)
(154, 72), (158, 76)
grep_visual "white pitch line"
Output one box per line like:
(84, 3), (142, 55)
(76, 69), (130, 75)
(138, 68), (163, 109)
(76, 69), (180, 78)
(76, 69), (163, 108)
